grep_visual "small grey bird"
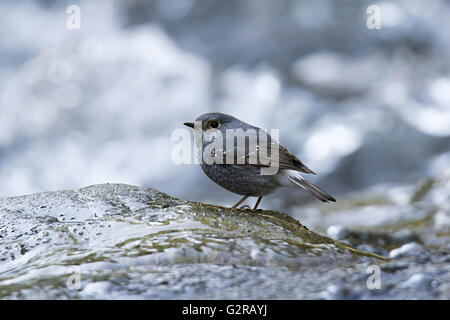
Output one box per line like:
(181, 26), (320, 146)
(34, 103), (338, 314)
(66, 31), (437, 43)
(184, 112), (335, 209)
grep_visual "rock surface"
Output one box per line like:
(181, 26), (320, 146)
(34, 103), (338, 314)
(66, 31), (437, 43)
(0, 182), (448, 299)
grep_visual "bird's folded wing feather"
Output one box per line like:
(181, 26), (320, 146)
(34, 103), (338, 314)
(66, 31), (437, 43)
(255, 142), (316, 174)
(222, 141), (316, 174)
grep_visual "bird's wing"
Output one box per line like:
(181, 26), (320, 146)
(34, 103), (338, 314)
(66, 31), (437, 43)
(222, 140), (316, 174)
(256, 142), (316, 174)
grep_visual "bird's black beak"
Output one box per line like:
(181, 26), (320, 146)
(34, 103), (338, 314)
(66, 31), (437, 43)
(184, 122), (194, 129)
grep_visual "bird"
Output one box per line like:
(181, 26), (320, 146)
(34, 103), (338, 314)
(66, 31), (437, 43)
(184, 112), (335, 209)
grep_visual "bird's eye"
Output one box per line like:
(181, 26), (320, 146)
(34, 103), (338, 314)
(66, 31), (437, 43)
(210, 121), (219, 128)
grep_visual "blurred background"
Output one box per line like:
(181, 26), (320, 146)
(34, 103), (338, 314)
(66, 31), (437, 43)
(1, 0), (450, 211)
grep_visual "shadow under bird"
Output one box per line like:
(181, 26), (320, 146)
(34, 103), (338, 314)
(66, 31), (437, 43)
(184, 112), (336, 209)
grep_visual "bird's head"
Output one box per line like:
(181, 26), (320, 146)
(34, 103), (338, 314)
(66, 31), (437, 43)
(184, 112), (249, 132)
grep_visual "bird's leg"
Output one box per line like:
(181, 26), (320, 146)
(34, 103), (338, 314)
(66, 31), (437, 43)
(232, 194), (249, 209)
(253, 196), (263, 210)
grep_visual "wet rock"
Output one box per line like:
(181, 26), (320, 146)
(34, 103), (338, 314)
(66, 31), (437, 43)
(289, 175), (450, 300)
(326, 225), (347, 240)
(0, 183), (386, 299)
(389, 242), (423, 259)
(400, 273), (436, 290)
(1, 182), (449, 299)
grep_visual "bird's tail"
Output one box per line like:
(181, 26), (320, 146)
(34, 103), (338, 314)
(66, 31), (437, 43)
(286, 171), (336, 203)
